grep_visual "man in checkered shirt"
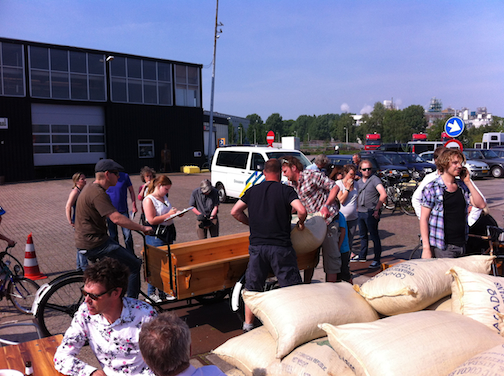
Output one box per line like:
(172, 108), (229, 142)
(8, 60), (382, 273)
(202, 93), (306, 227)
(282, 156), (341, 282)
(420, 149), (485, 259)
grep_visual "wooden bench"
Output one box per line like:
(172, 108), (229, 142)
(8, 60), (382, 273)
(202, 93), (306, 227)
(143, 232), (319, 300)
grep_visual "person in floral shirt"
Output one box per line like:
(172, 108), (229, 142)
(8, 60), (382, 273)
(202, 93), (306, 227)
(54, 257), (157, 376)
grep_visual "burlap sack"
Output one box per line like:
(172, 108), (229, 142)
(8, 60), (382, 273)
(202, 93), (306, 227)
(449, 266), (504, 336)
(320, 311), (504, 376)
(267, 337), (354, 376)
(225, 368), (247, 376)
(290, 215), (327, 254)
(243, 282), (379, 359)
(354, 255), (494, 316)
(447, 344), (504, 376)
(212, 326), (278, 376)
(424, 295), (452, 312)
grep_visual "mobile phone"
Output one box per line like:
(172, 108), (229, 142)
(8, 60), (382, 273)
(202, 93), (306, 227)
(460, 167), (467, 179)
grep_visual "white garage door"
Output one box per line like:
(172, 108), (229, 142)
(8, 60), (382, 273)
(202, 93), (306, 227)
(32, 104), (106, 166)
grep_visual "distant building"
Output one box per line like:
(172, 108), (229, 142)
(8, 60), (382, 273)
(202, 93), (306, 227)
(424, 97), (493, 129)
(0, 37), (206, 182)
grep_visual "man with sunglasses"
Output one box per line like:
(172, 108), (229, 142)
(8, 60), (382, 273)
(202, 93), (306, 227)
(74, 159), (152, 299)
(352, 160), (387, 268)
(54, 257), (157, 376)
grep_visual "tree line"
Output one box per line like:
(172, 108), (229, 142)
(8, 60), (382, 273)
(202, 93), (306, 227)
(227, 102), (503, 148)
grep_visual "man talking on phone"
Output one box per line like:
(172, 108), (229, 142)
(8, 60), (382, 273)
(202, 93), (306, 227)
(420, 149), (485, 259)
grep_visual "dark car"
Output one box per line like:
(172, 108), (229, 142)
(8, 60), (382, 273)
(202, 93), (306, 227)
(359, 152), (409, 179)
(375, 143), (412, 152)
(491, 148), (504, 158)
(463, 149), (504, 178)
(373, 151), (436, 175)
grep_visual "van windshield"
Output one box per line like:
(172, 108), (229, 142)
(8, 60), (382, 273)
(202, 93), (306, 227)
(266, 151), (312, 168)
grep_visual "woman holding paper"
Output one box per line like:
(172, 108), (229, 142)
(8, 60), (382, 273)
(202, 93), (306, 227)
(143, 175), (181, 302)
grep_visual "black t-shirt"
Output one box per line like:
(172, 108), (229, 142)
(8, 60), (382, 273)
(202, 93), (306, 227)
(241, 180), (299, 247)
(443, 187), (466, 247)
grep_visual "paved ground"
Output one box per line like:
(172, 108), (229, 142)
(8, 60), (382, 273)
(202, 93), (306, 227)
(0, 172), (503, 370)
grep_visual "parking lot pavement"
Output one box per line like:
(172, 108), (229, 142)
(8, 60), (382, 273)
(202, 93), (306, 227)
(0, 173), (503, 365)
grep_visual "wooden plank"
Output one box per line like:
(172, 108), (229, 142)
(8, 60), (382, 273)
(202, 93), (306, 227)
(0, 335), (63, 376)
(177, 254), (250, 272)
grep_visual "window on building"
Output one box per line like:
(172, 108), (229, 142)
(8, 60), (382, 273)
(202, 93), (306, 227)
(29, 46), (106, 101)
(0, 42), (25, 97)
(32, 123), (105, 155)
(110, 57), (173, 106)
(174, 64), (200, 107)
(138, 139), (154, 158)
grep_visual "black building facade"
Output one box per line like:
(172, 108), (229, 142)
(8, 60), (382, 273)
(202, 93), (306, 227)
(0, 37), (204, 182)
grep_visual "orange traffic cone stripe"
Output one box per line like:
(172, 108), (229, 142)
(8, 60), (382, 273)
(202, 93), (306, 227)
(24, 232), (47, 280)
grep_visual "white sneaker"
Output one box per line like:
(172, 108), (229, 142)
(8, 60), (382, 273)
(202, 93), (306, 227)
(148, 294), (162, 303)
(162, 294), (176, 301)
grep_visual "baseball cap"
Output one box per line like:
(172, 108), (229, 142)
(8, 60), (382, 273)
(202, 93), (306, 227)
(200, 179), (212, 194)
(0, 205), (5, 216)
(95, 159), (124, 173)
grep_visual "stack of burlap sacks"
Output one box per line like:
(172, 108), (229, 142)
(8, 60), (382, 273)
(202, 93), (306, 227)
(213, 255), (504, 376)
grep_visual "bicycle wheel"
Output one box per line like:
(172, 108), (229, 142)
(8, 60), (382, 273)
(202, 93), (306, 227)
(1, 252), (24, 276)
(36, 275), (84, 337)
(409, 243), (423, 260)
(7, 276), (40, 314)
(399, 189), (416, 216)
(384, 186), (396, 210)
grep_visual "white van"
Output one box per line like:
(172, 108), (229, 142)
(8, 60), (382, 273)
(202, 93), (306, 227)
(211, 146), (312, 202)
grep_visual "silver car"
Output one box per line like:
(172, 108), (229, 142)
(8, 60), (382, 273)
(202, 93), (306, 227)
(419, 151), (490, 179)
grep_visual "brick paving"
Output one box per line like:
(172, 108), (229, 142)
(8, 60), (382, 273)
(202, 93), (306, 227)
(0, 172), (503, 369)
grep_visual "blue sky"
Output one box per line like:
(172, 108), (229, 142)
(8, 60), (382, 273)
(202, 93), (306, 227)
(1, 0), (503, 121)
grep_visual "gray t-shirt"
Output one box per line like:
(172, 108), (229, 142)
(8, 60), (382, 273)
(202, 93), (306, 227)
(357, 175), (382, 213)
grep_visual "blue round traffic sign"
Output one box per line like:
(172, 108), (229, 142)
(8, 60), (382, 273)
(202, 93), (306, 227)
(444, 116), (465, 138)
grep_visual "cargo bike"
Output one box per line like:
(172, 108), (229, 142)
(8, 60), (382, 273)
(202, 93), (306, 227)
(32, 231), (320, 337)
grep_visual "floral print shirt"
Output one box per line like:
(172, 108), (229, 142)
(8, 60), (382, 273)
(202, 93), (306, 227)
(54, 297), (157, 376)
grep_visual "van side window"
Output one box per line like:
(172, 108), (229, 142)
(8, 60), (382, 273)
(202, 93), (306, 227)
(250, 153), (265, 171)
(216, 151), (248, 169)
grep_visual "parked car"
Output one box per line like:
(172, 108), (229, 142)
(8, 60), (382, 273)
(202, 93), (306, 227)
(373, 151), (435, 175)
(463, 149), (504, 178)
(211, 146), (312, 202)
(491, 148), (504, 158)
(375, 143), (411, 152)
(359, 152), (410, 179)
(419, 151), (490, 179)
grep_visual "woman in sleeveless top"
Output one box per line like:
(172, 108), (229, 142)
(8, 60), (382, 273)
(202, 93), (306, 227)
(143, 175), (181, 302)
(65, 172), (88, 271)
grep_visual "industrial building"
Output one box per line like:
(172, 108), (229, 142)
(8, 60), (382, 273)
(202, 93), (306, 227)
(0, 37), (207, 183)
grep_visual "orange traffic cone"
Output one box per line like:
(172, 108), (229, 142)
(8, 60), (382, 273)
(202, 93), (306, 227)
(24, 233), (47, 280)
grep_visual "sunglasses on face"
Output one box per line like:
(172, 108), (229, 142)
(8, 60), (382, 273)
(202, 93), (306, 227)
(361, 168), (372, 171)
(81, 286), (115, 301)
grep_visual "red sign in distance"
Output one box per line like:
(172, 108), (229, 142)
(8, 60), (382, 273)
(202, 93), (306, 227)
(267, 131), (275, 146)
(444, 139), (463, 151)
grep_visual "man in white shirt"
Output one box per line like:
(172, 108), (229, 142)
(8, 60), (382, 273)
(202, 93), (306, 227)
(140, 312), (226, 376)
(54, 257), (157, 376)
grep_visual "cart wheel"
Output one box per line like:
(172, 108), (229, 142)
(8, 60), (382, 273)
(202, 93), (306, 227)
(194, 288), (230, 305)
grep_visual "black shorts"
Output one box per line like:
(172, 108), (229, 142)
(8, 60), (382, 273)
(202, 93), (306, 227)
(245, 244), (302, 291)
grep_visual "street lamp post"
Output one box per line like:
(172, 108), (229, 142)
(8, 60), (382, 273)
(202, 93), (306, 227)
(207, 0), (222, 163)
(344, 127), (348, 144)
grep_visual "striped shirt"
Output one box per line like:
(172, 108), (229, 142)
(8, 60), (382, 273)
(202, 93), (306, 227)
(421, 176), (470, 250)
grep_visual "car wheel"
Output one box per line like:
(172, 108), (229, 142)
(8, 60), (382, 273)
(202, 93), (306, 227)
(216, 182), (227, 203)
(491, 166), (504, 178)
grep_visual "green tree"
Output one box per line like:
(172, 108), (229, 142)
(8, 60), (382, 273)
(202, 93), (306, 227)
(403, 105), (428, 134)
(265, 113), (284, 142)
(427, 118), (447, 141)
(331, 113), (354, 142)
(382, 109), (406, 142)
(294, 115), (316, 141)
(228, 120), (236, 144)
(367, 102), (386, 135)
(246, 113), (264, 144)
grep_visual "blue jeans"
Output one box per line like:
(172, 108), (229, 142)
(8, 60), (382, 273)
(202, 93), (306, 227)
(107, 212), (134, 253)
(76, 249), (88, 271)
(358, 210), (382, 262)
(146, 235), (168, 298)
(83, 238), (142, 298)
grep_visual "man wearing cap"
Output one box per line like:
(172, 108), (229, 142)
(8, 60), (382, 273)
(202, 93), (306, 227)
(74, 159), (152, 299)
(189, 179), (220, 239)
(0, 206), (15, 247)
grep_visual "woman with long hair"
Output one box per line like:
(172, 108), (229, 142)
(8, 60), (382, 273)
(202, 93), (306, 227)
(143, 175), (181, 302)
(65, 172), (88, 271)
(336, 165), (359, 259)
